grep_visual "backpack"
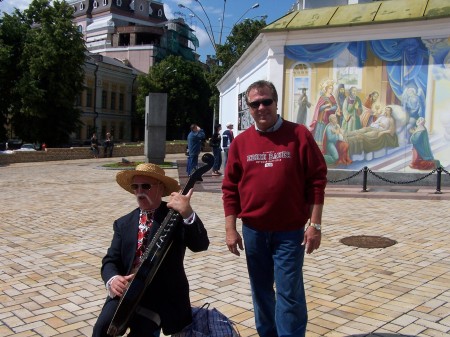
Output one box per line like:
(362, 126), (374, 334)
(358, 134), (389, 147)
(176, 303), (240, 337)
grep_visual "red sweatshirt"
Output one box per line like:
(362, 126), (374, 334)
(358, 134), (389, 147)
(222, 120), (327, 231)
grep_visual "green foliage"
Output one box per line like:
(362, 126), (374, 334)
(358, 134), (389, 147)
(0, 0), (86, 145)
(137, 55), (212, 140)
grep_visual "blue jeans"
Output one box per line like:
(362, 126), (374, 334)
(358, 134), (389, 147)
(242, 225), (307, 337)
(212, 147), (222, 171)
(187, 154), (199, 175)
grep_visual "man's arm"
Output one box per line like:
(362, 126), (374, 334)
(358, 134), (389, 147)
(225, 214), (244, 256)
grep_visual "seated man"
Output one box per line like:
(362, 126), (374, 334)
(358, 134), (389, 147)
(92, 163), (209, 337)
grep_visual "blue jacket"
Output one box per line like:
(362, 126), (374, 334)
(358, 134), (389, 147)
(187, 129), (205, 155)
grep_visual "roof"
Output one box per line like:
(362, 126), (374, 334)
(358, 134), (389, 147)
(263, 0), (450, 32)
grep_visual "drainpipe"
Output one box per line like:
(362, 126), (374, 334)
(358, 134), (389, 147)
(93, 62), (99, 134)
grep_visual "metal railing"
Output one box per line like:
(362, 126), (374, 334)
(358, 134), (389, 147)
(328, 166), (449, 194)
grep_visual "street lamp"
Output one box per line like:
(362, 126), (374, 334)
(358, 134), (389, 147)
(178, 3), (217, 53)
(233, 3), (260, 26)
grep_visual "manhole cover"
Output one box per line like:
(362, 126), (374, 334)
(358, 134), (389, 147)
(340, 235), (397, 248)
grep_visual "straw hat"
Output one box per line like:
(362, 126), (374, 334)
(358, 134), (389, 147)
(116, 163), (180, 196)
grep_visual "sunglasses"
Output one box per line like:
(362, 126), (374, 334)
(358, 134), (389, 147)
(130, 183), (160, 191)
(248, 99), (274, 109)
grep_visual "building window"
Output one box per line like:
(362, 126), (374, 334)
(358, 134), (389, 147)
(86, 88), (93, 108)
(77, 25), (83, 33)
(140, 4), (144, 11)
(80, 2), (84, 10)
(103, 0), (108, 5)
(111, 92), (116, 110)
(158, 9), (162, 17)
(102, 90), (108, 109)
(119, 93), (124, 111)
(93, 1), (98, 9)
(73, 5), (77, 12)
(116, 0), (122, 6)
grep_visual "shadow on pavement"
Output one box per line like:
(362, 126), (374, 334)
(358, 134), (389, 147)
(346, 333), (417, 337)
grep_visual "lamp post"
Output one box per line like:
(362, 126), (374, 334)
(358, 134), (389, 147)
(178, 3), (217, 53)
(233, 3), (260, 26)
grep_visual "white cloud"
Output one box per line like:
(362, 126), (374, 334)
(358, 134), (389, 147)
(1, 0), (33, 14)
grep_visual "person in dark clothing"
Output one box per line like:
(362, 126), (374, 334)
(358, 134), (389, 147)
(210, 124), (222, 176)
(92, 163), (209, 337)
(186, 124), (205, 176)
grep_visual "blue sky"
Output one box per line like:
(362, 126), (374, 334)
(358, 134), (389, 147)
(0, 0), (293, 61)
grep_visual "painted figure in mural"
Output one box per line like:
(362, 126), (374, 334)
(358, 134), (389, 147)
(296, 88), (312, 125)
(409, 117), (440, 170)
(310, 79), (338, 146)
(345, 106), (399, 155)
(402, 86), (425, 134)
(360, 91), (381, 127)
(341, 86), (363, 134)
(322, 114), (352, 166)
(335, 84), (347, 126)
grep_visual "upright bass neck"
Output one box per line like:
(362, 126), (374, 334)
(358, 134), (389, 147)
(107, 153), (214, 336)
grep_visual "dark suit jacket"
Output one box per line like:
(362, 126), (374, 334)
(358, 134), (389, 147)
(100, 202), (209, 335)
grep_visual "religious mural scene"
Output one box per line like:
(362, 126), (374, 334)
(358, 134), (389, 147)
(286, 36), (450, 172)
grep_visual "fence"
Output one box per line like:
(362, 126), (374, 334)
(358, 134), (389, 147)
(328, 166), (450, 194)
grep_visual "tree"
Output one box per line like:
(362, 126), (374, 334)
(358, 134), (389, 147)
(207, 18), (267, 118)
(137, 55), (212, 140)
(0, 0), (86, 146)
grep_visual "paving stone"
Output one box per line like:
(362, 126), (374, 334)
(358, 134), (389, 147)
(0, 155), (449, 336)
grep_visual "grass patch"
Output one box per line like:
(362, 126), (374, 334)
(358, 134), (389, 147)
(102, 161), (177, 169)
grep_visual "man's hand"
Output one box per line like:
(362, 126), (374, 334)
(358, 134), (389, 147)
(168, 188), (194, 219)
(110, 274), (134, 297)
(302, 227), (321, 254)
(226, 228), (244, 256)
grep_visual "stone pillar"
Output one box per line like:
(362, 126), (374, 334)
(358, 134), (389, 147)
(145, 93), (167, 164)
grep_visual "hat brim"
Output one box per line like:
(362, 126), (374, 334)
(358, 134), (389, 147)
(116, 169), (180, 197)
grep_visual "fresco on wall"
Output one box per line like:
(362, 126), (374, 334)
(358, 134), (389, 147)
(238, 92), (253, 130)
(285, 36), (450, 172)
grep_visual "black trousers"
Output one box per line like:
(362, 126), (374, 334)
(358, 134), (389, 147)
(92, 298), (160, 337)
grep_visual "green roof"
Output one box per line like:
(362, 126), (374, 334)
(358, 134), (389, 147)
(263, 0), (450, 32)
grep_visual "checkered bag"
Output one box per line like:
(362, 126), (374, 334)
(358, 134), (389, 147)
(175, 303), (240, 337)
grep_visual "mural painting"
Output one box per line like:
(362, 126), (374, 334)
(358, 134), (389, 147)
(285, 36), (450, 172)
(238, 92), (253, 131)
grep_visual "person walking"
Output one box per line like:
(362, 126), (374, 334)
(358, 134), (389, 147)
(92, 163), (209, 337)
(186, 124), (205, 176)
(103, 132), (114, 158)
(222, 80), (327, 337)
(90, 133), (99, 158)
(221, 122), (234, 169)
(210, 124), (222, 176)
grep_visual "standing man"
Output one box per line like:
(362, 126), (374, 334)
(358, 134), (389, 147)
(221, 122), (234, 169)
(186, 124), (205, 176)
(222, 80), (327, 337)
(92, 163), (209, 337)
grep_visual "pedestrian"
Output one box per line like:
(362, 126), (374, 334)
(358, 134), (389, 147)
(186, 124), (205, 176)
(222, 80), (327, 337)
(92, 163), (209, 337)
(91, 133), (99, 158)
(210, 124), (222, 176)
(221, 122), (234, 169)
(103, 132), (114, 158)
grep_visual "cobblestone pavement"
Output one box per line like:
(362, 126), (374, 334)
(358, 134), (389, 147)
(1, 155), (449, 337)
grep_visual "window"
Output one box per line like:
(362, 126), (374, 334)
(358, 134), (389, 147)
(102, 90), (108, 109)
(139, 4), (144, 11)
(111, 92), (116, 110)
(73, 5), (77, 12)
(158, 9), (162, 17)
(86, 88), (93, 108)
(119, 93), (124, 111)
(93, 1), (98, 9)
(77, 25), (83, 33)
(80, 2), (84, 10)
(103, 0), (108, 5)
(116, 0), (122, 6)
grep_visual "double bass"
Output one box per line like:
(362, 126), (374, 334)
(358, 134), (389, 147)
(107, 153), (214, 336)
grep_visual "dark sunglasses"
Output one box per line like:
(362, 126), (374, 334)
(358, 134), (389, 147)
(248, 99), (274, 109)
(130, 183), (159, 191)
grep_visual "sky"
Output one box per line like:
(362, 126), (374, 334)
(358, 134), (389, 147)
(0, 0), (294, 62)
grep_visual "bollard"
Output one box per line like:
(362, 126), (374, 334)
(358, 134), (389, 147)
(435, 167), (442, 194)
(362, 166), (369, 192)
